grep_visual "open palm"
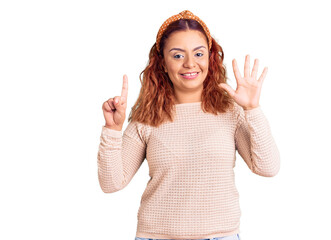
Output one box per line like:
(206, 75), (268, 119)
(219, 55), (268, 110)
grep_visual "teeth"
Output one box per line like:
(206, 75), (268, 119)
(182, 72), (198, 76)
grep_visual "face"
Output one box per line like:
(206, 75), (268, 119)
(162, 30), (209, 102)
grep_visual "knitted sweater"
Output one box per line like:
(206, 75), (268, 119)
(97, 101), (280, 240)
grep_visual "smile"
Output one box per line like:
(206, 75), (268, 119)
(180, 72), (199, 79)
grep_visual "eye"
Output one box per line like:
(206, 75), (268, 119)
(196, 52), (204, 57)
(174, 54), (184, 59)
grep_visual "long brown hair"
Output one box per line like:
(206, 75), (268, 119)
(127, 19), (234, 127)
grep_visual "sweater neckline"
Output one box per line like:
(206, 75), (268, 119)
(174, 101), (202, 107)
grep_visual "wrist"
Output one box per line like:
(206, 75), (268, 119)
(104, 125), (122, 131)
(243, 105), (259, 110)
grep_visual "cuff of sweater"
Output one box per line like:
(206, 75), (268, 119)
(102, 126), (122, 138)
(244, 105), (263, 119)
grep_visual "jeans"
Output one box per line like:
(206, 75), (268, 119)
(135, 233), (241, 240)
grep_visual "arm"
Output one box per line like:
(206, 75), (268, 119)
(234, 104), (280, 177)
(97, 121), (147, 193)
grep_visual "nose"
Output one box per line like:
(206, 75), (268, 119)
(183, 53), (196, 69)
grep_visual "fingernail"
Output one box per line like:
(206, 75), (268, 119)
(115, 99), (118, 103)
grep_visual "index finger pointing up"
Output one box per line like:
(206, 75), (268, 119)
(121, 74), (128, 101)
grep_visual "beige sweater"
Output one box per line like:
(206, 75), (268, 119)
(97, 101), (280, 240)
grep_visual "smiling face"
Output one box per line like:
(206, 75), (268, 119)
(162, 29), (209, 104)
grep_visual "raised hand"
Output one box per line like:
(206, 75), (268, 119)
(102, 74), (128, 131)
(219, 55), (268, 110)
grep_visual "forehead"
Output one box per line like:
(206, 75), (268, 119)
(164, 30), (208, 49)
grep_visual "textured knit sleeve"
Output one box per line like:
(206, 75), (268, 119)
(234, 103), (280, 177)
(97, 121), (147, 193)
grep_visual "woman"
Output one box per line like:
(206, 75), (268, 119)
(97, 10), (280, 240)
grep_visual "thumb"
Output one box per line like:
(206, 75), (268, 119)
(219, 83), (235, 98)
(114, 96), (125, 110)
(114, 97), (122, 105)
(117, 96), (126, 106)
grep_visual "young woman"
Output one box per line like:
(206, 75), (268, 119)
(97, 10), (280, 240)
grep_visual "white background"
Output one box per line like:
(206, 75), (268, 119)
(0, 0), (330, 240)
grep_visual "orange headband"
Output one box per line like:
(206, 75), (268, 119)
(156, 10), (212, 53)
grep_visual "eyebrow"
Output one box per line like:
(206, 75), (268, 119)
(169, 45), (206, 52)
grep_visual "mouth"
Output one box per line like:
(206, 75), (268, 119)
(180, 72), (200, 79)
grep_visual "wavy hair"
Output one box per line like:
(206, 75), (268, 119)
(127, 19), (234, 127)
